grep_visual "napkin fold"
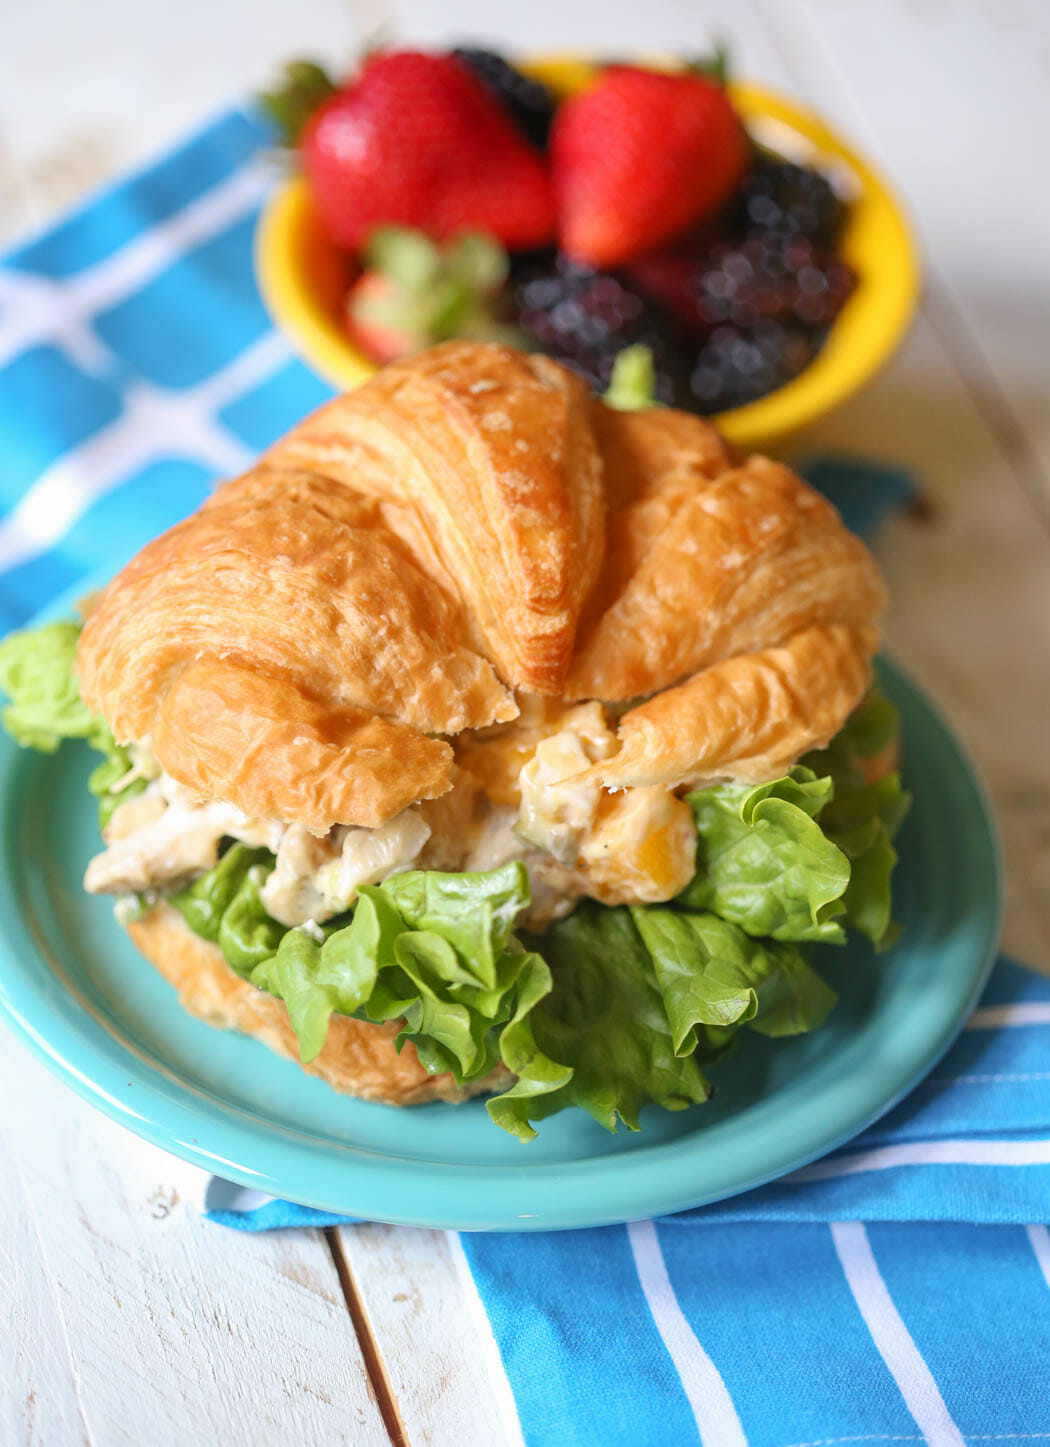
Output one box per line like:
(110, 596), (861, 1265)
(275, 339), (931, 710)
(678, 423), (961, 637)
(4, 104), (1045, 1447)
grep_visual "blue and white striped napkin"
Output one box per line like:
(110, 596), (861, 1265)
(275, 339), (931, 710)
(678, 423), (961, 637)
(3, 106), (1048, 1446)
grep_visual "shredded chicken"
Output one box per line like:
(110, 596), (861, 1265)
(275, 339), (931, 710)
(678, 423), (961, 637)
(84, 701), (699, 934)
(88, 770), (285, 895)
(260, 811), (432, 927)
(257, 824), (337, 927)
(85, 798), (254, 895)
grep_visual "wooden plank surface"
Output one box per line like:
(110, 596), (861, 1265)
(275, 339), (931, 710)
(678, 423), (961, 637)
(0, 1039), (390, 1447)
(1, 1), (1049, 1443)
(779, 0), (1050, 500)
(0, 1122), (89, 1446)
(335, 1224), (525, 1447)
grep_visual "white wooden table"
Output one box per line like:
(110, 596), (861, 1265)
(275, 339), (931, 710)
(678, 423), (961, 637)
(2, 2), (1048, 1442)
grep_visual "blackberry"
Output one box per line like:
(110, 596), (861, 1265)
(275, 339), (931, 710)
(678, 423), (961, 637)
(512, 255), (691, 403)
(453, 48), (558, 150)
(690, 233), (855, 331)
(731, 151), (845, 245)
(689, 322), (819, 414)
(682, 229), (854, 413)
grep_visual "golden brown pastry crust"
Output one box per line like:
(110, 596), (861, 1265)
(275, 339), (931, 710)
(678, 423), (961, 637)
(567, 453), (885, 703)
(268, 341), (607, 697)
(151, 658), (456, 832)
(76, 340), (886, 829)
(127, 904), (509, 1105)
(595, 623), (878, 792)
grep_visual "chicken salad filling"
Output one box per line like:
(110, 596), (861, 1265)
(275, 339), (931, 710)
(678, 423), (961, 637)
(86, 698), (699, 932)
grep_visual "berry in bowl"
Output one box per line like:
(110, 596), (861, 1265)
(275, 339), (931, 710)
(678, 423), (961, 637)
(255, 49), (919, 451)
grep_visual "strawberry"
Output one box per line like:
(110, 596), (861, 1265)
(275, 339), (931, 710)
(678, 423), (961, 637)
(551, 66), (750, 268)
(345, 226), (524, 364)
(301, 51), (555, 252)
(345, 272), (416, 364)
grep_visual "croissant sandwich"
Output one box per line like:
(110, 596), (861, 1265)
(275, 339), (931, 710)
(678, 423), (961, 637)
(0, 341), (909, 1139)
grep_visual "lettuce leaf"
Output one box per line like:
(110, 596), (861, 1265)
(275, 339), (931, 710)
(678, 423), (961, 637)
(383, 866), (525, 990)
(506, 903), (713, 1138)
(678, 693), (910, 950)
(251, 923), (379, 1062)
(248, 862), (556, 1057)
(678, 767), (851, 943)
(0, 621), (146, 827)
(603, 344), (658, 411)
(242, 870), (721, 1143)
(629, 907), (758, 1051)
(248, 863), (576, 1141)
(0, 622), (97, 750)
(629, 906), (835, 1053)
(815, 688), (900, 763)
(87, 742), (147, 830)
(171, 843), (276, 946)
(218, 863), (289, 975)
(804, 692), (912, 948)
(743, 940), (838, 1037)
(350, 863), (535, 1067)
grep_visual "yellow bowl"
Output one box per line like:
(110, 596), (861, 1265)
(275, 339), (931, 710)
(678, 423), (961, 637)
(255, 60), (920, 452)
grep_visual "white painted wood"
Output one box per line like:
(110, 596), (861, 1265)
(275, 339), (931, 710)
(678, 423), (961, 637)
(336, 1224), (521, 1447)
(0, 1035), (389, 1447)
(0, 1124), (89, 1446)
(766, 0), (1050, 501)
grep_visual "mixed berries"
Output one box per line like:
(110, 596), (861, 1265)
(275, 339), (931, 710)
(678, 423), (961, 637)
(263, 47), (856, 415)
(511, 255), (691, 404)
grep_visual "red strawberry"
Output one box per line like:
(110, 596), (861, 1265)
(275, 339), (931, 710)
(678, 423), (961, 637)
(551, 67), (749, 268)
(302, 51), (555, 252)
(345, 272), (416, 363)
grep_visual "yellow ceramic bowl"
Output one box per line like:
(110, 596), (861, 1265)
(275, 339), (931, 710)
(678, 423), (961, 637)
(255, 59), (920, 452)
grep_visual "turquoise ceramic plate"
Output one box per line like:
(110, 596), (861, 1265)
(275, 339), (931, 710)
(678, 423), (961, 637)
(0, 612), (1000, 1229)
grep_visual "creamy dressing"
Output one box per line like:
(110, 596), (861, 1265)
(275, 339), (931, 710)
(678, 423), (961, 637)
(261, 811), (433, 927)
(85, 797), (255, 895)
(84, 704), (698, 932)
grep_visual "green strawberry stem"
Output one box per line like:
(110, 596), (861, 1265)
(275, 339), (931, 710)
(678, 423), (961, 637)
(260, 60), (338, 146)
(687, 43), (731, 87)
(351, 225), (525, 355)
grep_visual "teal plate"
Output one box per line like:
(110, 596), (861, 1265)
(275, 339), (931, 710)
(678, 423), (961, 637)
(0, 635), (1000, 1230)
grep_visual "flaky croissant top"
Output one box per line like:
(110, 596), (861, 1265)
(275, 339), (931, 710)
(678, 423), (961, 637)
(76, 342), (886, 830)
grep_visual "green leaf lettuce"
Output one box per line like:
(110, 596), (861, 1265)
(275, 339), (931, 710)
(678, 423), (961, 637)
(629, 906), (835, 1053)
(678, 767), (851, 943)
(803, 692), (912, 948)
(0, 622), (146, 827)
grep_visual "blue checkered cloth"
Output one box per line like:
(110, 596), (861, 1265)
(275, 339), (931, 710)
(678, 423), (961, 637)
(3, 107), (1048, 1447)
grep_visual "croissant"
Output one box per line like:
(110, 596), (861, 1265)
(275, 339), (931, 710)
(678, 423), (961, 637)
(75, 340), (887, 1105)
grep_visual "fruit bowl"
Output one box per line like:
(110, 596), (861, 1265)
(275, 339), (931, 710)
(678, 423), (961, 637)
(255, 59), (920, 453)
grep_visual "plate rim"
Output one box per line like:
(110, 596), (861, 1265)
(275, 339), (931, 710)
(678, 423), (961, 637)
(0, 608), (1002, 1229)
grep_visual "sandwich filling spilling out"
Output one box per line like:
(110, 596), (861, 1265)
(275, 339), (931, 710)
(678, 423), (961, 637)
(0, 618), (909, 1141)
(86, 696), (700, 931)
